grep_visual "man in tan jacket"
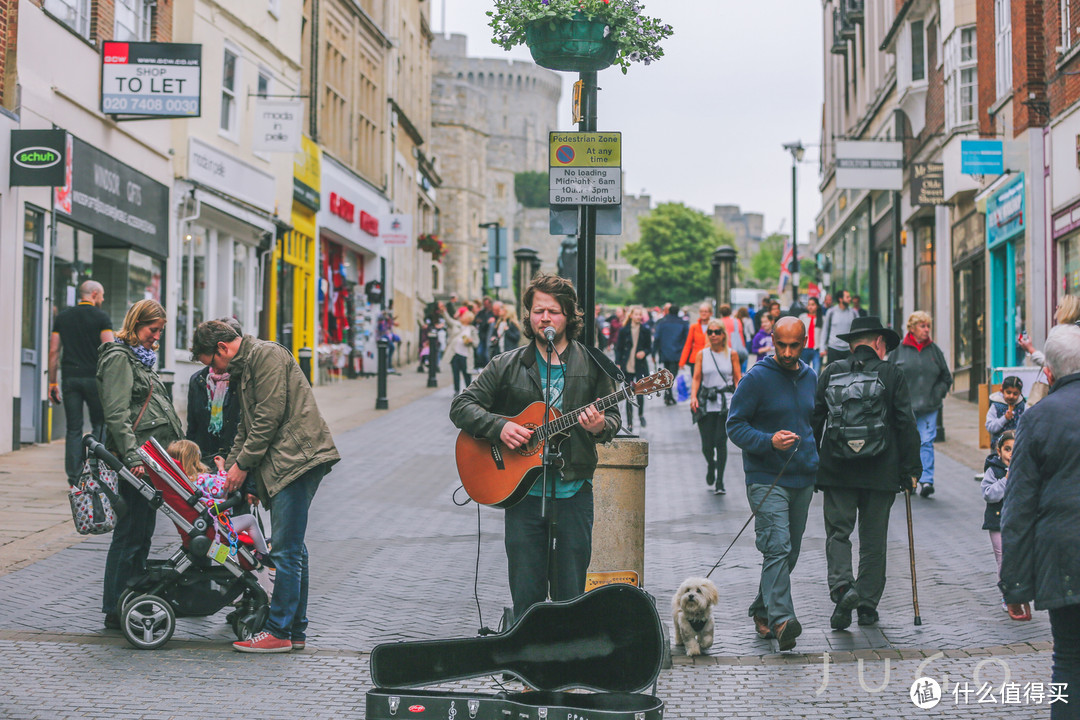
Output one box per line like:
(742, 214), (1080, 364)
(192, 321), (340, 653)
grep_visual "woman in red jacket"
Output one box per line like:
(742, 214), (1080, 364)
(679, 302), (713, 373)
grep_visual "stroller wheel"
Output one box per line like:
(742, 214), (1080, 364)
(116, 588), (138, 617)
(121, 594), (175, 650)
(234, 617), (255, 641)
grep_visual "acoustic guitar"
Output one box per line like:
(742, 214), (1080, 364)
(455, 368), (673, 507)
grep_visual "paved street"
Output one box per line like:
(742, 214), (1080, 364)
(0, 372), (1060, 718)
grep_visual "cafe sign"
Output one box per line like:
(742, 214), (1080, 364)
(9, 129), (67, 186)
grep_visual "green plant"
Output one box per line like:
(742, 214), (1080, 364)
(514, 171), (549, 208)
(488, 0), (673, 74)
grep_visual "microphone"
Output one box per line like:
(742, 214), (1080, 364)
(543, 327), (556, 344)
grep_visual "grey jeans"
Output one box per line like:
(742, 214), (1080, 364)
(823, 487), (896, 609)
(746, 483), (814, 626)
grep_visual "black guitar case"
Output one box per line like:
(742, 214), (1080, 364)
(367, 584), (665, 719)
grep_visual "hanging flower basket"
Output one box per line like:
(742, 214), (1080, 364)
(418, 233), (447, 262)
(524, 13), (618, 72)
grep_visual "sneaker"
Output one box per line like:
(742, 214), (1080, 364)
(233, 631), (292, 653)
(830, 587), (861, 630)
(706, 467), (716, 487)
(292, 640), (306, 651)
(919, 483), (934, 498)
(713, 483), (726, 495)
(772, 618), (802, 651)
(856, 606), (879, 626)
(753, 615), (774, 639)
(104, 613), (121, 630)
(639, 416), (647, 428)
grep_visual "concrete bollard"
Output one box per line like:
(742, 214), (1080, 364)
(588, 437), (649, 584)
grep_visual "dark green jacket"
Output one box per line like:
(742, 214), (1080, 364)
(449, 340), (621, 483)
(96, 342), (183, 469)
(225, 336), (340, 501)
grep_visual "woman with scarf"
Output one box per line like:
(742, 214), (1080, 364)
(97, 299), (183, 629)
(888, 311), (952, 498)
(615, 306), (653, 432)
(187, 317), (244, 466)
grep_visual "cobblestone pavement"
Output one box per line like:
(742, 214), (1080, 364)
(0, 381), (1061, 718)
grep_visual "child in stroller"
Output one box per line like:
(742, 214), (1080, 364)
(85, 435), (271, 650)
(166, 439), (273, 568)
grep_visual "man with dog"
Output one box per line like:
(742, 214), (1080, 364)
(811, 316), (921, 630)
(451, 274), (621, 622)
(727, 316), (820, 650)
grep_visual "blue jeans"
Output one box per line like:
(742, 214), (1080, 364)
(915, 410), (938, 485)
(1050, 604), (1080, 720)
(265, 464), (326, 641)
(800, 348), (821, 375)
(746, 483), (814, 626)
(102, 478), (157, 614)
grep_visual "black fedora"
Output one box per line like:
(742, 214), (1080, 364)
(836, 316), (902, 351)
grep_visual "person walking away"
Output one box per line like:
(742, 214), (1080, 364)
(750, 315), (775, 359)
(735, 307), (756, 368)
(191, 320), (340, 653)
(444, 307), (479, 395)
(691, 319), (741, 494)
(49, 280), (114, 486)
(851, 295), (868, 318)
(1000, 324), (1080, 720)
(985, 376), (1025, 450)
(718, 304), (748, 373)
(654, 304), (688, 405)
(888, 311), (952, 498)
(97, 300), (183, 629)
(679, 302), (713, 375)
(798, 297), (823, 374)
(811, 316), (921, 631)
(615, 306), (653, 431)
(450, 273), (620, 622)
(727, 317), (819, 650)
(981, 431), (1026, 618)
(820, 290), (859, 365)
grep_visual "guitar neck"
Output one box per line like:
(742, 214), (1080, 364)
(537, 387), (629, 439)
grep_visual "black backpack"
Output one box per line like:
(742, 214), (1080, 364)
(822, 358), (889, 459)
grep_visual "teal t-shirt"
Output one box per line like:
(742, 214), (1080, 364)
(528, 348), (591, 498)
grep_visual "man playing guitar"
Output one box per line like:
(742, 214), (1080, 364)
(450, 273), (622, 622)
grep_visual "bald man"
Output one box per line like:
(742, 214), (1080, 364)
(49, 281), (114, 485)
(727, 316), (820, 651)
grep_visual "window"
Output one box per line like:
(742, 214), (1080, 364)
(912, 20), (926, 82)
(1063, 0), (1072, 51)
(269, 0), (281, 18)
(945, 26), (978, 129)
(44, 0), (90, 38)
(177, 227), (208, 352)
(114, 0), (151, 42)
(220, 49), (239, 135)
(996, 0), (1012, 98)
(257, 69), (271, 98)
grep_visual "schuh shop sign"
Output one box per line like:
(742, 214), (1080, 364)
(9, 129), (67, 187)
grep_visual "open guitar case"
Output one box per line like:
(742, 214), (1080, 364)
(367, 583), (666, 719)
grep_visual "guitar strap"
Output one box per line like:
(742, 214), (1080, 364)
(584, 344), (626, 385)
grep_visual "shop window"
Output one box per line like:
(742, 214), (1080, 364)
(221, 49), (239, 136)
(915, 225), (935, 314)
(177, 228), (208, 353)
(114, 0), (152, 42)
(52, 221), (94, 318)
(1063, 234), (1080, 297)
(95, 248), (163, 343)
(44, 0), (90, 39)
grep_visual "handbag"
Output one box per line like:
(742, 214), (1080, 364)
(69, 452), (122, 535)
(693, 350), (734, 424)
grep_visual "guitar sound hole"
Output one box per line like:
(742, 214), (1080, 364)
(518, 425), (542, 457)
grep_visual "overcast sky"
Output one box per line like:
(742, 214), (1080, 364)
(434, 1), (825, 249)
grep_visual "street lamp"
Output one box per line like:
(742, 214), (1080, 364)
(783, 141), (805, 305)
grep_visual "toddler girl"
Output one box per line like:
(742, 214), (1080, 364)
(167, 440), (272, 567)
(985, 376), (1025, 449)
(981, 430), (1029, 620)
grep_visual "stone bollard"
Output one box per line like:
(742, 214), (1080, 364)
(588, 437), (649, 584)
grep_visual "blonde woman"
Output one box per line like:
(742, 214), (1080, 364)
(444, 307), (479, 395)
(690, 318), (742, 493)
(491, 302), (524, 357)
(96, 299), (183, 629)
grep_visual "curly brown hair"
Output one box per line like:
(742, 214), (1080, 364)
(521, 273), (584, 341)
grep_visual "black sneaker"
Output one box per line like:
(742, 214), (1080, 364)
(857, 606), (879, 626)
(919, 483), (934, 498)
(104, 613), (121, 630)
(639, 416), (646, 428)
(830, 587), (860, 630)
(713, 483), (726, 495)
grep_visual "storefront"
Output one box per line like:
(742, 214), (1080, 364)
(316, 156), (389, 381)
(951, 208), (986, 399)
(1051, 202), (1080, 313)
(48, 134), (170, 441)
(986, 173), (1026, 369)
(174, 138), (277, 386)
(870, 192), (897, 329)
(820, 199), (871, 308)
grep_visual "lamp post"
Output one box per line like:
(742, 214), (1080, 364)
(479, 221), (502, 300)
(783, 141), (805, 306)
(711, 247), (737, 307)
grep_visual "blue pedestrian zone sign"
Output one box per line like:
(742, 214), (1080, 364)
(961, 139), (1004, 175)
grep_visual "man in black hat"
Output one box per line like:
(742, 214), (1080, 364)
(811, 316), (922, 630)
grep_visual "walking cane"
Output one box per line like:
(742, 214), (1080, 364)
(904, 484), (922, 626)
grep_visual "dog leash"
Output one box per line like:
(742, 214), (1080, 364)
(704, 438), (802, 580)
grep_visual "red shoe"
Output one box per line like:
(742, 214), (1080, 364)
(233, 631), (292, 653)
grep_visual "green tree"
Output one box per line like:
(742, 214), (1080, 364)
(514, 171), (549, 208)
(749, 233), (787, 286)
(595, 257), (632, 306)
(622, 202), (731, 306)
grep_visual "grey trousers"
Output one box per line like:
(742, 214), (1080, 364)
(823, 487), (896, 609)
(746, 483), (814, 626)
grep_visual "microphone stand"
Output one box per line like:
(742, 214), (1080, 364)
(540, 330), (561, 606)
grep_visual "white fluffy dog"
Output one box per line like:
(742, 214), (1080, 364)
(671, 577), (719, 656)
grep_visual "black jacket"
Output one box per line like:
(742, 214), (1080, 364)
(811, 344), (922, 492)
(614, 324), (653, 375)
(450, 341), (621, 483)
(888, 339), (952, 415)
(653, 314), (689, 364)
(1000, 372), (1080, 610)
(186, 366), (241, 464)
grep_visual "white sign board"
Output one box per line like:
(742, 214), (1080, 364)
(835, 141), (903, 191)
(101, 41), (201, 117)
(382, 213), (413, 246)
(252, 100), (303, 152)
(188, 137), (275, 213)
(549, 167), (622, 206)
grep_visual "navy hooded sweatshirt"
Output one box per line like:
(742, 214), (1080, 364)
(726, 356), (819, 488)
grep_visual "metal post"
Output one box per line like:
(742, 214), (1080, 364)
(427, 334), (439, 388)
(791, 161), (799, 302)
(577, 70), (598, 347)
(375, 339), (389, 410)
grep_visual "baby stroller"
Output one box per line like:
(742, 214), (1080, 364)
(84, 435), (270, 650)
